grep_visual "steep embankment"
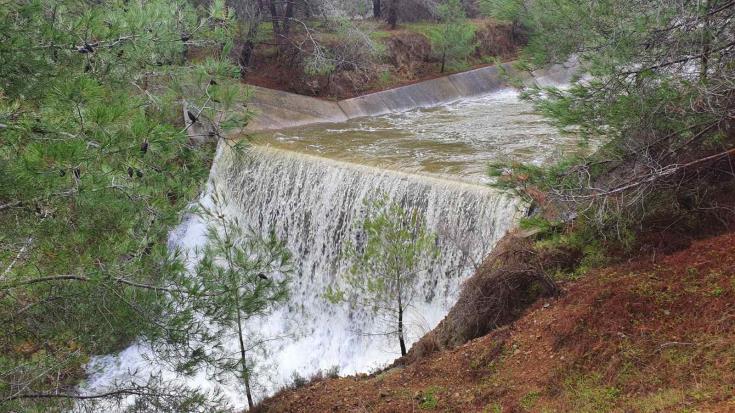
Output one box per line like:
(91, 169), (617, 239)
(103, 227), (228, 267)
(256, 232), (735, 412)
(246, 20), (524, 99)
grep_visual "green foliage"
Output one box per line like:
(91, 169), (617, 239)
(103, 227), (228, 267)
(189, 192), (291, 335)
(377, 69), (395, 88)
(337, 194), (439, 356)
(516, 211), (611, 279)
(485, 0), (735, 250)
(160, 188), (291, 408)
(484, 402), (503, 413)
(533, 219), (609, 280)
(418, 385), (442, 409)
(290, 371), (309, 389)
(520, 390), (541, 411)
(428, 0), (477, 72)
(0, 0), (249, 409)
(488, 155), (588, 197)
(323, 285), (346, 304)
(344, 195), (439, 297)
(564, 373), (620, 413)
(518, 216), (554, 234)
(289, 365), (339, 390)
(479, 0), (523, 23)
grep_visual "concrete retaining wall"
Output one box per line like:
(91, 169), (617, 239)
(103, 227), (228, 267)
(245, 86), (349, 131)
(245, 61), (575, 132)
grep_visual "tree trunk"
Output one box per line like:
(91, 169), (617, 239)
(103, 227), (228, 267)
(238, 23), (260, 75)
(244, 372), (254, 411)
(239, 40), (255, 74)
(398, 294), (406, 356)
(700, 0), (711, 81)
(387, 0), (398, 30)
(373, 0), (381, 18)
(511, 20), (519, 42)
(234, 290), (254, 410)
(282, 0), (294, 35)
(268, 0), (281, 45)
(440, 50), (446, 73)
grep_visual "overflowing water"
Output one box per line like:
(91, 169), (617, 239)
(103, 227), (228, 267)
(82, 89), (583, 410)
(255, 91), (576, 184)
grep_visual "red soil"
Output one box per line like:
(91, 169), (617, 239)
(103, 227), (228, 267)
(244, 60), (506, 100)
(244, 20), (521, 100)
(256, 232), (735, 412)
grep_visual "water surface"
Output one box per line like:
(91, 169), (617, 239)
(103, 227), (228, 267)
(253, 90), (579, 184)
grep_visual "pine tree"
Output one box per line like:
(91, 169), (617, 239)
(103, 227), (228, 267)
(332, 195), (439, 357)
(0, 0), (249, 409)
(428, 0), (477, 73)
(486, 0), (735, 246)
(159, 189), (292, 411)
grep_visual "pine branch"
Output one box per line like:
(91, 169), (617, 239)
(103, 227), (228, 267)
(622, 40), (735, 75)
(0, 274), (175, 292)
(2, 387), (159, 403)
(567, 147), (735, 200)
(0, 200), (22, 211)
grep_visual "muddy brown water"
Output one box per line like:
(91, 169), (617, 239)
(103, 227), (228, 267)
(251, 90), (586, 184)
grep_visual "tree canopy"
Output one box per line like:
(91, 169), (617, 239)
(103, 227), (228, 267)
(488, 0), (735, 247)
(428, 0), (477, 73)
(0, 0), (248, 410)
(334, 195), (439, 357)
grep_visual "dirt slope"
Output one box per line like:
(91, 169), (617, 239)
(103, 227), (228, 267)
(245, 20), (522, 99)
(256, 233), (735, 412)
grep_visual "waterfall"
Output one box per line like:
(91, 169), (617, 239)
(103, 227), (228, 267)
(83, 143), (523, 410)
(209, 144), (523, 375)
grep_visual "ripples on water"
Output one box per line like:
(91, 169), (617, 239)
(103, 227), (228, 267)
(259, 90), (581, 184)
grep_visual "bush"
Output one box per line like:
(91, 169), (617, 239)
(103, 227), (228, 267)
(427, 0), (477, 72)
(289, 366), (340, 389)
(489, 0), (735, 249)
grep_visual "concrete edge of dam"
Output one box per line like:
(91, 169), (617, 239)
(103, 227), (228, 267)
(243, 61), (577, 133)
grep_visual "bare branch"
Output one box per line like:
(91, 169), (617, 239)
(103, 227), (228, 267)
(1, 274), (176, 292)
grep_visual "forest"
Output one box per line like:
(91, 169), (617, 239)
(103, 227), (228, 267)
(1, 0), (733, 412)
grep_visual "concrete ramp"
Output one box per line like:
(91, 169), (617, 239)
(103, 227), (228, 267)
(246, 86), (348, 131)
(245, 61), (575, 132)
(337, 74), (465, 118)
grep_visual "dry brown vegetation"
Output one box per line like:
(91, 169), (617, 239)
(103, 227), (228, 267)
(404, 231), (560, 361)
(244, 19), (523, 99)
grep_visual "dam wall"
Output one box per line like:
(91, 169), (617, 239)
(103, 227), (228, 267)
(244, 86), (349, 132)
(245, 61), (576, 132)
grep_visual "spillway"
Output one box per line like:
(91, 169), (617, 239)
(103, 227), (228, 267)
(209, 144), (522, 370)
